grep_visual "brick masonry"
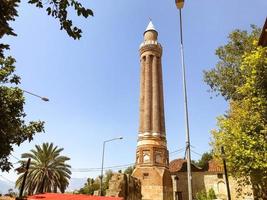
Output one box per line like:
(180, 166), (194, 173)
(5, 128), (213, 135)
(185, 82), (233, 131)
(132, 21), (173, 200)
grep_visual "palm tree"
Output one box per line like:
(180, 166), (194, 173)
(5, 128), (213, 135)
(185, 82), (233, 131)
(16, 142), (71, 194)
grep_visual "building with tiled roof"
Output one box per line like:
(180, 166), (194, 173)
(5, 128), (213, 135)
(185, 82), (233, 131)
(169, 159), (202, 173)
(207, 159), (224, 172)
(169, 158), (253, 200)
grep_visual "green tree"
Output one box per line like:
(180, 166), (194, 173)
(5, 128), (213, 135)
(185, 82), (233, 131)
(78, 170), (114, 195)
(0, 0), (93, 172)
(103, 170), (114, 195)
(16, 143), (72, 194)
(205, 26), (267, 199)
(0, 65), (44, 172)
(79, 178), (100, 195)
(123, 165), (135, 175)
(196, 188), (216, 200)
(204, 26), (261, 100)
(195, 152), (213, 169)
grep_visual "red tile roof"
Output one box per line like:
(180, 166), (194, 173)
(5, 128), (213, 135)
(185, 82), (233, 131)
(27, 193), (123, 200)
(169, 158), (186, 173)
(169, 159), (202, 173)
(169, 158), (223, 173)
(207, 159), (223, 172)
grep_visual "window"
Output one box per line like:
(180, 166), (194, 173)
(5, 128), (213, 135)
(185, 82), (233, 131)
(218, 181), (226, 194)
(155, 151), (163, 163)
(143, 151), (150, 163)
(217, 173), (223, 179)
(143, 173), (149, 179)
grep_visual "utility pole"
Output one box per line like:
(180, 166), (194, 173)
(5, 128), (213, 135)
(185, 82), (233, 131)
(17, 158), (31, 200)
(221, 146), (231, 200)
(175, 0), (193, 199)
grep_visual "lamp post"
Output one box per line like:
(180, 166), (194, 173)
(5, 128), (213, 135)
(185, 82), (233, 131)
(221, 146), (231, 200)
(175, 1), (193, 200)
(23, 90), (49, 102)
(100, 137), (123, 196)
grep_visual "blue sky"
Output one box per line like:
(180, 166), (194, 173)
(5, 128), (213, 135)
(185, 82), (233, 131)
(2, 0), (267, 183)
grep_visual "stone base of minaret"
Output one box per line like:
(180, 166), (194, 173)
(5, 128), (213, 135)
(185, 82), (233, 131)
(132, 167), (173, 200)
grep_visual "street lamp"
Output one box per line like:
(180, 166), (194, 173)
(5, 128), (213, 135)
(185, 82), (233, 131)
(100, 136), (123, 196)
(221, 146), (231, 200)
(23, 90), (49, 102)
(175, 1), (193, 200)
(0, 84), (49, 102)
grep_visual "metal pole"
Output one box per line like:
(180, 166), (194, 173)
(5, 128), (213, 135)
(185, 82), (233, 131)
(221, 147), (231, 200)
(99, 137), (123, 196)
(100, 141), (106, 196)
(18, 158), (31, 199)
(178, 8), (193, 200)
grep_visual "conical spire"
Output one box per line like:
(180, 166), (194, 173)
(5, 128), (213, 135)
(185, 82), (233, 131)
(145, 20), (156, 32)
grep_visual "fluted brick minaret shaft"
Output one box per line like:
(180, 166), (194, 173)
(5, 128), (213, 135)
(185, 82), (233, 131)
(139, 35), (165, 138)
(132, 21), (173, 200)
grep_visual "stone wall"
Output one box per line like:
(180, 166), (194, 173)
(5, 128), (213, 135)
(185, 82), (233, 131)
(132, 167), (173, 200)
(171, 172), (254, 200)
(106, 173), (142, 200)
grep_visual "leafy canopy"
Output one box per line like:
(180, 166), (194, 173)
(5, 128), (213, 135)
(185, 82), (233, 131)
(205, 26), (267, 198)
(0, 57), (44, 172)
(203, 26), (261, 100)
(78, 170), (114, 195)
(193, 152), (213, 169)
(16, 142), (71, 194)
(0, 0), (93, 172)
(196, 188), (217, 200)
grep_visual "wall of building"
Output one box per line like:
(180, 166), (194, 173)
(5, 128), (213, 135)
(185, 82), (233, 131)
(132, 166), (173, 200)
(171, 172), (254, 200)
(106, 173), (142, 200)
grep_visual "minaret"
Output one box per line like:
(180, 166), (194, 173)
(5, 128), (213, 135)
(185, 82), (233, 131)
(132, 21), (173, 200)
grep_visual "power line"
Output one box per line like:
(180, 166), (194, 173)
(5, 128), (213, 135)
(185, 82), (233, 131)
(10, 154), (20, 161)
(71, 163), (135, 172)
(0, 175), (15, 184)
(7, 148), (189, 173)
(71, 147), (186, 172)
(191, 149), (203, 157)
(169, 147), (185, 155)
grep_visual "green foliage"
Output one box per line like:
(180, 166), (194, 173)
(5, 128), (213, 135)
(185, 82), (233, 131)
(102, 170), (114, 195)
(78, 170), (114, 195)
(123, 165), (135, 175)
(206, 26), (267, 198)
(28, 0), (93, 40)
(0, 0), (93, 43)
(15, 143), (72, 194)
(79, 177), (100, 195)
(204, 26), (261, 100)
(194, 152), (213, 169)
(0, 0), (92, 172)
(0, 0), (19, 57)
(196, 188), (216, 200)
(0, 56), (44, 172)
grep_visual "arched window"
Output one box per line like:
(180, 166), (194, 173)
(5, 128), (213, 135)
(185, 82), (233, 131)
(217, 181), (226, 194)
(143, 150), (150, 163)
